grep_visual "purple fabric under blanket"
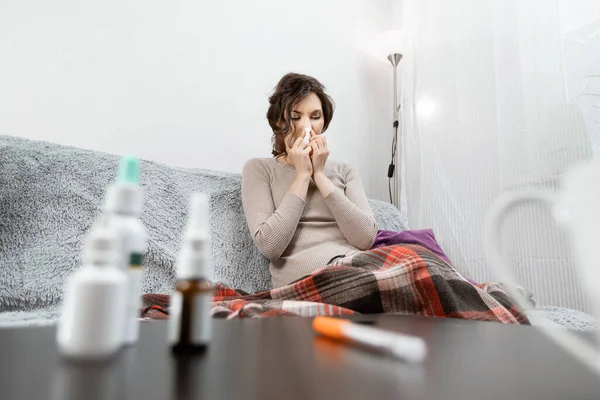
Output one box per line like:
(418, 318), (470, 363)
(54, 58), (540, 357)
(372, 229), (451, 264)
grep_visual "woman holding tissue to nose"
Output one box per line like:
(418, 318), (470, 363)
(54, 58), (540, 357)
(242, 73), (378, 288)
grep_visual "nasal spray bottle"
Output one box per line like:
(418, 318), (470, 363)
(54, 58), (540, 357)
(104, 156), (148, 346)
(169, 194), (213, 353)
(56, 217), (128, 360)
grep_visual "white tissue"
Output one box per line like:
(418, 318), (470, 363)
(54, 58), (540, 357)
(302, 126), (311, 146)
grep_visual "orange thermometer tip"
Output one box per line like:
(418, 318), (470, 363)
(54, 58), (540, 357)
(313, 317), (350, 341)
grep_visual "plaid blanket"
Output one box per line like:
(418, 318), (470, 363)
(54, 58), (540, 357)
(141, 244), (529, 324)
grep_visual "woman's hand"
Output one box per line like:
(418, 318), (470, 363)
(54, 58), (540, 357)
(286, 136), (313, 178)
(309, 131), (330, 177)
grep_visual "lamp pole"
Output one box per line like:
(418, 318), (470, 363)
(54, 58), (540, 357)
(387, 53), (403, 209)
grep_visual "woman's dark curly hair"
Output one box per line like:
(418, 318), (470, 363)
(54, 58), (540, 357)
(267, 73), (335, 158)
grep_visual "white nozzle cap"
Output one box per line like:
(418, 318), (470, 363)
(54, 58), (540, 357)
(187, 193), (210, 238)
(84, 216), (120, 266)
(105, 184), (143, 215)
(176, 194), (212, 280)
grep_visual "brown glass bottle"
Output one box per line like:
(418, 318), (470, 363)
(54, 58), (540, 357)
(169, 278), (213, 353)
(169, 194), (213, 353)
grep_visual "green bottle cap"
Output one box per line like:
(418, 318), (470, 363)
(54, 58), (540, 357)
(117, 155), (140, 185)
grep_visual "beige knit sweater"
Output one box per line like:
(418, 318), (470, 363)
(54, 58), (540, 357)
(241, 157), (378, 288)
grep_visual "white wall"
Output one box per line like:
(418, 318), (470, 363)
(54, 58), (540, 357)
(0, 0), (395, 200)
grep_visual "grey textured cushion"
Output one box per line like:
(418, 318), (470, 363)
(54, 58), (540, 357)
(370, 199), (409, 233)
(530, 306), (598, 332)
(0, 136), (408, 316)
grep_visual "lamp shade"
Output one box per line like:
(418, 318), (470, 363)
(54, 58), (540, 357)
(367, 30), (404, 62)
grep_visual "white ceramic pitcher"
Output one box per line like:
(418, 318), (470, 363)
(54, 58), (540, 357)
(485, 161), (600, 374)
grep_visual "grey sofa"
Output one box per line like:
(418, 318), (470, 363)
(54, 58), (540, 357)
(0, 136), (595, 331)
(0, 136), (408, 326)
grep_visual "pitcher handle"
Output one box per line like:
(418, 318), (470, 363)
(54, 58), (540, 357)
(485, 190), (599, 374)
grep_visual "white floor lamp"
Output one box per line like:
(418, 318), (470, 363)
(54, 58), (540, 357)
(368, 30), (404, 210)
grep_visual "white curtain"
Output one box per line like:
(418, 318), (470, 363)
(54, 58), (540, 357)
(400, 0), (599, 311)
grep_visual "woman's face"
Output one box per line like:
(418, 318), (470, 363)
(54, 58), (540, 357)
(287, 92), (325, 144)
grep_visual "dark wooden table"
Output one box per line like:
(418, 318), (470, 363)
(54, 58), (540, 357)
(1, 314), (599, 400)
